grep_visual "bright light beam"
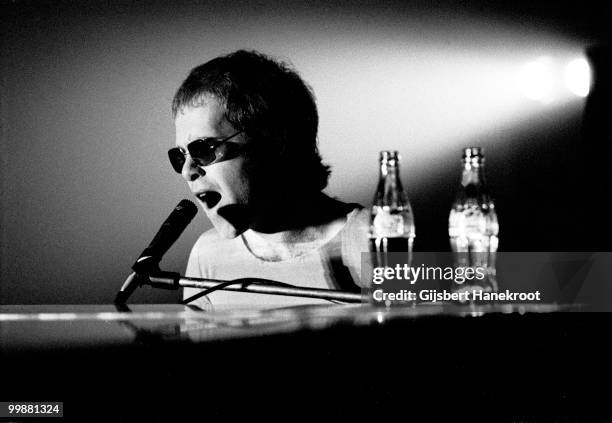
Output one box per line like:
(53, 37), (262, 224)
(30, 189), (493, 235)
(565, 58), (591, 98)
(517, 57), (556, 103)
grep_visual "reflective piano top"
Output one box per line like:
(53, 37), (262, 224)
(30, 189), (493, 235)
(0, 302), (577, 351)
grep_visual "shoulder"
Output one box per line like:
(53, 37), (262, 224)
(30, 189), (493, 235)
(338, 205), (371, 288)
(320, 202), (369, 248)
(343, 206), (370, 236)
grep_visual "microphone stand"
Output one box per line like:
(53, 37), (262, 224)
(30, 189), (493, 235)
(114, 269), (365, 305)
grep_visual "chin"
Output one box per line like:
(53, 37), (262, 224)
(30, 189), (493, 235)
(208, 203), (251, 239)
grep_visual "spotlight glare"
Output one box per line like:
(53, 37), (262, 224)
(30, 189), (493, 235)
(565, 58), (591, 98)
(517, 58), (555, 103)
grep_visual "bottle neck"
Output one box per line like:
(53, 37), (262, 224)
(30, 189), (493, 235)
(456, 159), (495, 207)
(380, 160), (400, 179)
(461, 161), (486, 187)
(376, 161), (404, 206)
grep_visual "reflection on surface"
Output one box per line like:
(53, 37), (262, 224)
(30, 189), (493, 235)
(0, 302), (577, 351)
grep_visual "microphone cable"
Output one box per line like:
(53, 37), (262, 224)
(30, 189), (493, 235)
(181, 278), (344, 305)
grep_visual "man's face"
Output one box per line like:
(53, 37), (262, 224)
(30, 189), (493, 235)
(174, 97), (252, 238)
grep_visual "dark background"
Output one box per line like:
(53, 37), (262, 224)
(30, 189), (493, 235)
(0, 0), (611, 304)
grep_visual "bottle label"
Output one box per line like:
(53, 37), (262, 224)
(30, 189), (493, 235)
(373, 210), (407, 237)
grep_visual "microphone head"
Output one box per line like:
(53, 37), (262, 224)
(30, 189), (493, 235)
(132, 199), (198, 272)
(175, 199), (198, 219)
(163, 199), (198, 230)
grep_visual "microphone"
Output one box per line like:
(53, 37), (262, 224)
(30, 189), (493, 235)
(132, 199), (198, 272)
(114, 199), (198, 304)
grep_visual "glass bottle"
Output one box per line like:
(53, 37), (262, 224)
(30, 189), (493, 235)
(448, 147), (499, 293)
(369, 151), (415, 256)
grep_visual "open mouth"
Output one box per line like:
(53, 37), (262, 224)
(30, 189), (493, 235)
(195, 191), (222, 209)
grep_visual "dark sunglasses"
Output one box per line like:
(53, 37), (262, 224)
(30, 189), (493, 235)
(168, 131), (244, 173)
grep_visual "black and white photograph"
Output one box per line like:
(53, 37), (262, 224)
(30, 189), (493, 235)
(1, 0), (611, 421)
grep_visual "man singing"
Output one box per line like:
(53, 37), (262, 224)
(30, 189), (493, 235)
(169, 50), (368, 309)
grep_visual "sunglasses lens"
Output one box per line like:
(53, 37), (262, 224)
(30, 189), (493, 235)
(188, 140), (217, 167)
(168, 148), (185, 173)
(168, 139), (230, 174)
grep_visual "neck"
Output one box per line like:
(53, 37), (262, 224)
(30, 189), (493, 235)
(249, 192), (349, 233)
(242, 193), (352, 261)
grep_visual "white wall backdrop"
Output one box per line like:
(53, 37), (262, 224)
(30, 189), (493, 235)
(0, 0), (603, 303)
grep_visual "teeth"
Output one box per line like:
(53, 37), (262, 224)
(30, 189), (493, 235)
(196, 191), (222, 209)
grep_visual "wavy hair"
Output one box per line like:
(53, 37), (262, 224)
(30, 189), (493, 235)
(172, 50), (331, 194)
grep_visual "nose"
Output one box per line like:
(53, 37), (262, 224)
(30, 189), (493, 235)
(181, 155), (205, 182)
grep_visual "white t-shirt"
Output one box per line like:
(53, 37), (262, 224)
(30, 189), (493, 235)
(183, 207), (370, 310)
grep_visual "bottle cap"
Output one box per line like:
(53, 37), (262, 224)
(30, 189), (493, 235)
(379, 150), (400, 162)
(462, 147), (484, 159)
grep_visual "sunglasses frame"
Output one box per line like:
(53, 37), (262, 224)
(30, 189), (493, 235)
(168, 131), (244, 173)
